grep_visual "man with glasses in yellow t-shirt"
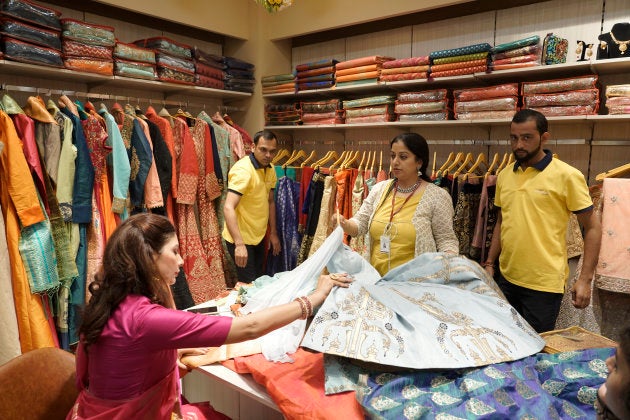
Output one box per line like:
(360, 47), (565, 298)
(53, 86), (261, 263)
(484, 109), (601, 333)
(223, 130), (281, 283)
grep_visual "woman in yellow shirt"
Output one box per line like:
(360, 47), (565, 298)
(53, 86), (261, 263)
(338, 132), (458, 275)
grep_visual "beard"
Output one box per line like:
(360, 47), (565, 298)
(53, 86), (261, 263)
(513, 142), (542, 164)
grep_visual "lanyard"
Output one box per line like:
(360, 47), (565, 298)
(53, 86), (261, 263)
(389, 181), (421, 223)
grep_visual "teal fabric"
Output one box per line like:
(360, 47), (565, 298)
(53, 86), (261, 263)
(491, 35), (540, 54)
(430, 43), (491, 62)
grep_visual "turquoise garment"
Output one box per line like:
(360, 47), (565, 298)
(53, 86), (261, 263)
(352, 346), (613, 419)
(98, 107), (130, 214)
(302, 248), (545, 371)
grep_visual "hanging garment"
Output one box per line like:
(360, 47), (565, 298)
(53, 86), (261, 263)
(133, 115), (163, 209)
(308, 175), (336, 257)
(47, 100), (75, 221)
(146, 106), (177, 222)
(191, 118), (226, 298)
(298, 166), (315, 233)
(0, 110), (55, 352)
(297, 172), (325, 264)
(267, 176), (301, 274)
(470, 175), (497, 263)
(98, 106), (130, 215)
(174, 117), (218, 303)
(0, 202), (22, 364)
(452, 177), (482, 258)
(348, 169), (367, 254)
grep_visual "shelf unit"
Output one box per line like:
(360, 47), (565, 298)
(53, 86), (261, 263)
(0, 59), (251, 102)
(263, 58), (630, 131)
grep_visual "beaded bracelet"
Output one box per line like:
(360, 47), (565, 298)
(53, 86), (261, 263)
(294, 296), (313, 319)
(481, 261), (494, 268)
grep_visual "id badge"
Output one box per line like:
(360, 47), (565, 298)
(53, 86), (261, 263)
(380, 235), (390, 254)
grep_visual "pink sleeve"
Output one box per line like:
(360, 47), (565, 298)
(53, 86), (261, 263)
(135, 305), (233, 351)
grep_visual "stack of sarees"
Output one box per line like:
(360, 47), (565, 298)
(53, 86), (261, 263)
(343, 95), (396, 124)
(295, 59), (337, 92)
(193, 47), (226, 90)
(453, 83), (519, 120)
(490, 35), (541, 71)
(261, 73), (296, 95)
(379, 56), (430, 83)
(428, 43), (491, 78)
(300, 99), (342, 125)
(394, 89), (449, 122)
(222, 56), (255, 93)
(604, 84), (630, 115)
(264, 103), (301, 126)
(522, 75), (599, 116)
(334, 55), (393, 88)
(61, 18), (115, 75)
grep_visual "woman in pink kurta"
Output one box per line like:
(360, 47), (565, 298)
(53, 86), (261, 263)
(67, 213), (351, 419)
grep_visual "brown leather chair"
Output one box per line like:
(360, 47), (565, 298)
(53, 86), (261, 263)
(0, 347), (78, 420)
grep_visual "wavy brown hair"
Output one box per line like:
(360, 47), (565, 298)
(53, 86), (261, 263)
(79, 213), (177, 350)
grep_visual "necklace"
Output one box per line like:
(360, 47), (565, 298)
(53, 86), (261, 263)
(395, 180), (421, 194)
(609, 30), (630, 54)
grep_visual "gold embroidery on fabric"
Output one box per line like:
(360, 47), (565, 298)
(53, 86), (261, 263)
(534, 359), (558, 372)
(589, 359), (608, 377)
(577, 386), (598, 406)
(392, 288), (517, 364)
(562, 368), (590, 380)
(492, 388), (516, 407)
(465, 398), (495, 416)
(459, 378), (487, 392)
(562, 400), (582, 418)
(431, 376), (454, 388)
(431, 392), (461, 406)
(313, 288), (404, 361)
(369, 395), (402, 411)
(515, 381), (538, 399)
(542, 379), (566, 395)
(483, 366), (508, 380)
(401, 384), (426, 399)
(403, 402), (430, 419)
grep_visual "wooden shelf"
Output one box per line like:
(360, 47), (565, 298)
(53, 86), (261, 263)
(0, 60), (250, 101)
(263, 58), (630, 101)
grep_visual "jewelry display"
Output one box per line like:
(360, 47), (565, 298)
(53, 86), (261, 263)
(609, 29), (629, 54)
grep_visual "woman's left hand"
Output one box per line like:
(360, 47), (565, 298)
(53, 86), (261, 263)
(177, 347), (209, 375)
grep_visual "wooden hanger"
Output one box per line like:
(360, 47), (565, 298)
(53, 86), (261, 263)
(341, 150), (360, 169)
(486, 152), (500, 176)
(596, 162), (630, 181)
(283, 149), (306, 168)
(312, 150), (338, 168)
(272, 148), (290, 165)
(357, 150), (367, 172)
(507, 153), (515, 167)
(329, 150), (348, 171)
(378, 150), (383, 173)
(431, 151), (437, 178)
(453, 153), (474, 178)
(497, 152), (510, 173)
(444, 152), (465, 175)
(436, 152), (454, 177)
(467, 152), (487, 175)
(301, 150), (317, 167)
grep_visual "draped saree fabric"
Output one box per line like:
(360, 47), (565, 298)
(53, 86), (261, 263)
(301, 239), (545, 370)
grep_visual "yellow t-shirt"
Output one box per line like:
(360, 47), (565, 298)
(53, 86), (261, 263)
(369, 190), (422, 276)
(495, 155), (593, 293)
(222, 155), (277, 245)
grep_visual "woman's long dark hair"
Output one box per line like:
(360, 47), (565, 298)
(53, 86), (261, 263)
(390, 132), (432, 183)
(79, 213), (177, 350)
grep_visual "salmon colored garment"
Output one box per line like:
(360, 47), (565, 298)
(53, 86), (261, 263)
(224, 349), (363, 420)
(0, 111), (54, 352)
(146, 106), (177, 223)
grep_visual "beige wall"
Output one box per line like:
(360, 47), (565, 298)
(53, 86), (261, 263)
(95, 0), (252, 40)
(264, 0), (473, 40)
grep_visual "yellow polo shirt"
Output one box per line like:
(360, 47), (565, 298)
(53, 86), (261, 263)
(222, 154), (277, 245)
(495, 152), (593, 293)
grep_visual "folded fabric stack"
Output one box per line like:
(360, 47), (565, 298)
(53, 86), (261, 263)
(490, 35), (541, 71)
(60, 18), (115, 75)
(222, 56), (255, 93)
(380, 56), (430, 82)
(0, 0), (63, 68)
(334, 55), (393, 88)
(113, 42), (156, 80)
(300, 99), (342, 125)
(343, 95), (396, 124)
(193, 47), (226, 90)
(453, 83), (519, 120)
(295, 59), (338, 92)
(261, 73), (296, 95)
(522, 75), (599, 116)
(604, 85), (630, 115)
(429, 43), (491, 78)
(134, 36), (194, 85)
(264, 103), (301, 126)
(394, 89), (449, 121)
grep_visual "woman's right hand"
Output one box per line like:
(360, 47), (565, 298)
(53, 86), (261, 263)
(310, 273), (353, 306)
